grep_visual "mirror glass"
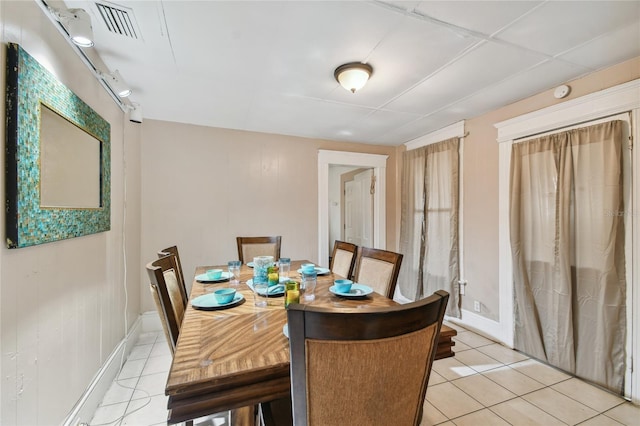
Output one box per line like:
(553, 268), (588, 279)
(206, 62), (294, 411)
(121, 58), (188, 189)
(40, 104), (101, 208)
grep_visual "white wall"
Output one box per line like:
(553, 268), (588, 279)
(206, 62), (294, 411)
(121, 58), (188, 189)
(0, 2), (141, 424)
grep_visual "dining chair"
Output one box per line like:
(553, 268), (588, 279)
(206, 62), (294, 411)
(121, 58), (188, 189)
(352, 246), (403, 299)
(146, 254), (188, 354)
(157, 245), (188, 304)
(287, 290), (449, 426)
(236, 236), (282, 264)
(147, 255), (255, 425)
(329, 240), (358, 280)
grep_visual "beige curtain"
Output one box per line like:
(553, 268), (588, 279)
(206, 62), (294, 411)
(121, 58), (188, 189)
(510, 120), (626, 393)
(399, 138), (460, 318)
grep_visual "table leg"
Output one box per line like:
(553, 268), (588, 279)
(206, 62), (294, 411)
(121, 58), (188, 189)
(230, 405), (257, 426)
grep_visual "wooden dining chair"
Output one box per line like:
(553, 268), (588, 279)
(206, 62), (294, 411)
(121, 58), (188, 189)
(157, 245), (188, 304)
(236, 236), (282, 264)
(287, 290), (449, 426)
(352, 246), (403, 299)
(329, 240), (358, 279)
(146, 254), (188, 354)
(147, 255), (254, 425)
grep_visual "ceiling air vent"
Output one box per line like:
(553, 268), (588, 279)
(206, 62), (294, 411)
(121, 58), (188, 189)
(95, 2), (139, 39)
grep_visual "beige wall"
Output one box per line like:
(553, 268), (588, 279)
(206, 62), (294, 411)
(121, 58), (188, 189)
(461, 57), (640, 321)
(0, 2), (141, 424)
(139, 121), (397, 312)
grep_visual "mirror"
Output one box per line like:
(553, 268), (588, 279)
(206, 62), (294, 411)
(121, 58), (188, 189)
(40, 104), (102, 208)
(5, 43), (111, 248)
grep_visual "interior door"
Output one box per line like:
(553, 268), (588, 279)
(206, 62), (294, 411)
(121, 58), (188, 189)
(342, 168), (373, 247)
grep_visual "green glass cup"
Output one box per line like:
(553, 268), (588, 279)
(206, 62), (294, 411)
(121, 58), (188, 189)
(285, 281), (300, 308)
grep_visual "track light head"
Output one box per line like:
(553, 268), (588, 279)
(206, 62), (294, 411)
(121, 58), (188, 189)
(128, 103), (143, 124)
(51, 8), (94, 48)
(101, 70), (132, 98)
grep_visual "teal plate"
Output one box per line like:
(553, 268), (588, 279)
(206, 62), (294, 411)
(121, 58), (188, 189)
(191, 293), (244, 310)
(296, 267), (330, 275)
(196, 271), (232, 283)
(329, 283), (373, 298)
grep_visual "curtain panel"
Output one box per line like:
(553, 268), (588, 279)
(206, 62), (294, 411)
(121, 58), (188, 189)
(399, 138), (460, 318)
(510, 120), (626, 393)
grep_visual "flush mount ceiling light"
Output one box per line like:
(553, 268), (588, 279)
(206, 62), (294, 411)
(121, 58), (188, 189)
(50, 8), (94, 47)
(101, 70), (132, 98)
(334, 62), (373, 93)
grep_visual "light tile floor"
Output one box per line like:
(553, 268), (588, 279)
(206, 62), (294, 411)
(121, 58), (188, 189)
(90, 323), (640, 426)
(89, 331), (230, 426)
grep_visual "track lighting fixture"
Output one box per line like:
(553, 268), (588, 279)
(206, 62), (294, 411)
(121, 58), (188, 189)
(50, 7), (94, 48)
(128, 103), (143, 124)
(101, 70), (132, 98)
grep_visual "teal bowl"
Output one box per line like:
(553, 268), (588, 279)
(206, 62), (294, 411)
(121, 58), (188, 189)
(301, 263), (315, 273)
(206, 269), (223, 279)
(334, 279), (353, 293)
(214, 288), (236, 304)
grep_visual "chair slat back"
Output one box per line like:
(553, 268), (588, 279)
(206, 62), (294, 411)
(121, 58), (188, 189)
(287, 291), (449, 426)
(146, 254), (188, 353)
(157, 245), (187, 304)
(352, 247), (403, 299)
(329, 240), (358, 279)
(236, 236), (282, 264)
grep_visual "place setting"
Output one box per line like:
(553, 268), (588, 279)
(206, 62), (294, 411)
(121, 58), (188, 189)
(296, 262), (330, 276)
(246, 279), (288, 297)
(191, 288), (245, 311)
(329, 278), (373, 298)
(195, 268), (233, 283)
(246, 256), (297, 304)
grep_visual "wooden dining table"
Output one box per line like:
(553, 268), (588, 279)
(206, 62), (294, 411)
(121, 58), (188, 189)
(165, 260), (455, 424)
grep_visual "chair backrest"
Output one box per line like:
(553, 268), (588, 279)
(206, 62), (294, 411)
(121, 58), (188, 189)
(329, 240), (358, 279)
(157, 245), (187, 304)
(236, 236), (282, 264)
(352, 247), (403, 299)
(287, 290), (449, 426)
(146, 254), (188, 354)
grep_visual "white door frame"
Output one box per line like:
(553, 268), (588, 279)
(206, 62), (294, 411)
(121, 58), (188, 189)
(318, 150), (388, 268)
(495, 79), (640, 402)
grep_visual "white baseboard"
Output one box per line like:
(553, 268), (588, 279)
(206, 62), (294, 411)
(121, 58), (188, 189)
(446, 309), (512, 348)
(62, 315), (144, 426)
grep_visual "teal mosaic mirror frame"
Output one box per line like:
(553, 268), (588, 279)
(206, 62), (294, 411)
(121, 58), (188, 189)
(5, 43), (111, 248)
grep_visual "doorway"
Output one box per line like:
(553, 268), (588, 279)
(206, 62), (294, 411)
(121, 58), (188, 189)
(495, 80), (639, 401)
(318, 150), (388, 268)
(341, 168), (374, 248)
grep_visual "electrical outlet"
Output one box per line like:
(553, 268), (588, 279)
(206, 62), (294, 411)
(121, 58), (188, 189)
(474, 301), (481, 312)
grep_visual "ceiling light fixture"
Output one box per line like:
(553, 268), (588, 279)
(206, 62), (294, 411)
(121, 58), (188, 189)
(334, 62), (373, 93)
(101, 70), (132, 98)
(50, 8), (94, 48)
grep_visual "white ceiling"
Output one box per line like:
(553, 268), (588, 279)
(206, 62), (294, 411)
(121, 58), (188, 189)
(62, 0), (640, 146)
